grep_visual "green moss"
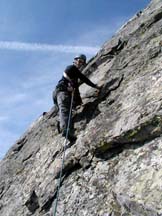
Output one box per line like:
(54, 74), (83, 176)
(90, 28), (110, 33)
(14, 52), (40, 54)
(110, 203), (121, 215)
(96, 115), (162, 153)
(123, 125), (142, 141)
(16, 167), (24, 175)
(98, 140), (113, 152)
(151, 115), (162, 127)
(124, 115), (162, 142)
(126, 129), (139, 139)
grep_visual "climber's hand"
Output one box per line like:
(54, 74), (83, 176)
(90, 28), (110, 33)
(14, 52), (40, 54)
(67, 86), (74, 92)
(67, 83), (74, 92)
(95, 84), (103, 96)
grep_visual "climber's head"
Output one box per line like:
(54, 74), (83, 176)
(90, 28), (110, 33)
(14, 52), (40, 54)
(74, 54), (86, 68)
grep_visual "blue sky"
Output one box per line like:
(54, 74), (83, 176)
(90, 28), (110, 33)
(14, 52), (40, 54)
(0, 0), (150, 159)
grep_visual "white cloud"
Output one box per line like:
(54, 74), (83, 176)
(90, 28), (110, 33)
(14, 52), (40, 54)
(0, 41), (100, 54)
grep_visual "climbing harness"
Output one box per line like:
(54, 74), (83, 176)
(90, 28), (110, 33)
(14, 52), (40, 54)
(53, 90), (74, 216)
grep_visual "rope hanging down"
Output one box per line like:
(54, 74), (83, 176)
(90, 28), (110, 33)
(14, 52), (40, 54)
(53, 90), (74, 216)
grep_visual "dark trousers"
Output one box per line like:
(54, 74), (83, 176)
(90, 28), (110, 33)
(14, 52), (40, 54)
(53, 90), (72, 131)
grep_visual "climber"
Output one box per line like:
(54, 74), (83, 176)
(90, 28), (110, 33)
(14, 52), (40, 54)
(53, 54), (101, 142)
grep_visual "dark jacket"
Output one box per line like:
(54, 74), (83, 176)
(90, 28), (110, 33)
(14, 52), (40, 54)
(54, 64), (97, 107)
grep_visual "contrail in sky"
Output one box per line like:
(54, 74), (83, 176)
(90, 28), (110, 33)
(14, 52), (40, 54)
(0, 41), (99, 54)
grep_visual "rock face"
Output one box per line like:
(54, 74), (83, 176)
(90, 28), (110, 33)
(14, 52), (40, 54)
(1, 0), (162, 215)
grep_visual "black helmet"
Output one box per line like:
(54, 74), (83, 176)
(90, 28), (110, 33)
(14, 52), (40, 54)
(74, 54), (86, 62)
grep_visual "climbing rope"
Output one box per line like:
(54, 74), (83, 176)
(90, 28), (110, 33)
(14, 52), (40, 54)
(53, 90), (74, 216)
